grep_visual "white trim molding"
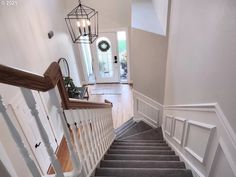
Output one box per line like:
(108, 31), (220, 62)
(184, 120), (216, 164)
(133, 90), (163, 127)
(163, 103), (236, 177)
(172, 117), (186, 145)
(164, 115), (173, 136)
(164, 103), (236, 149)
(208, 138), (236, 177)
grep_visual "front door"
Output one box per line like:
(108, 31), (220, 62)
(92, 32), (119, 83)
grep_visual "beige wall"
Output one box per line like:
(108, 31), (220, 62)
(0, 0), (82, 100)
(0, 0), (82, 175)
(131, 28), (168, 104)
(165, 0), (236, 132)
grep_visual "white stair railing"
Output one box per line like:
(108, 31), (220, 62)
(0, 62), (114, 177)
(1, 90), (114, 177)
(64, 108), (115, 177)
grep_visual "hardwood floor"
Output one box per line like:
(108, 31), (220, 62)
(87, 83), (134, 129)
(47, 83), (134, 174)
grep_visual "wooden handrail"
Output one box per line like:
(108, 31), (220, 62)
(0, 62), (112, 109)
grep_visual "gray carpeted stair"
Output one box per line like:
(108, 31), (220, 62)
(100, 160), (186, 168)
(121, 128), (164, 140)
(93, 120), (193, 177)
(110, 145), (171, 150)
(108, 149), (175, 155)
(104, 154), (180, 161)
(96, 168), (193, 177)
(116, 121), (152, 139)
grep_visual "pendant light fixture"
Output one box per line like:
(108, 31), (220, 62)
(65, 0), (98, 44)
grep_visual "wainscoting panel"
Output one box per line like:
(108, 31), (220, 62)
(163, 103), (236, 177)
(137, 99), (159, 124)
(184, 121), (215, 163)
(172, 117), (186, 145)
(133, 90), (163, 127)
(164, 115), (173, 136)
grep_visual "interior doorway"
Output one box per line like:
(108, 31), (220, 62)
(80, 30), (130, 84)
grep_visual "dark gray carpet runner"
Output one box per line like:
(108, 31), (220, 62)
(93, 120), (193, 177)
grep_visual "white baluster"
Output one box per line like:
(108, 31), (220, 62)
(102, 109), (109, 149)
(85, 110), (98, 163)
(72, 110), (91, 173)
(90, 110), (101, 159)
(97, 109), (105, 153)
(21, 88), (64, 177)
(47, 89), (81, 177)
(92, 109), (102, 157)
(64, 110), (87, 176)
(79, 110), (95, 167)
(104, 109), (110, 146)
(110, 108), (116, 140)
(0, 95), (41, 177)
(73, 110), (92, 172)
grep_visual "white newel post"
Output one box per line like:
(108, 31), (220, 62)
(0, 95), (41, 177)
(48, 89), (82, 177)
(20, 88), (64, 177)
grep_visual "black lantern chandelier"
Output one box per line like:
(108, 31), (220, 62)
(65, 0), (98, 44)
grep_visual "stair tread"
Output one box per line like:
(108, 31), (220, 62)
(104, 154), (180, 161)
(108, 149), (175, 155)
(113, 142), (168, 146)
(110, 146), (171, 150)
(100, 160), (186, 168)
(115, 140), (165, 143)
(96, 168), (193, 177)
(94, 121), (193, 177)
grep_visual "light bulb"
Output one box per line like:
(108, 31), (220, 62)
(86, 20), (91, 26)
(82, 19), (86, 27)
(76, 21), (81, 27)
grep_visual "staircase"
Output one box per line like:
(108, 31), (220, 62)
(94, 119), (193, 177)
